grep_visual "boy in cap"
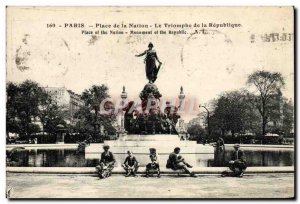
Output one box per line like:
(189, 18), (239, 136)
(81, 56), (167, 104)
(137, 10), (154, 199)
(122, 150), (140, 177)
(96, 145), (116, 179)
(222, 144), (247, 177)
(146, 148), (161, 178)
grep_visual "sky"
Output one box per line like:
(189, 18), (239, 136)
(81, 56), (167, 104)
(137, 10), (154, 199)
(6, 7), (294, 121)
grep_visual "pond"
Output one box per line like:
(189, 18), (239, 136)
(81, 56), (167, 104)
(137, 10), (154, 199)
(7, 148), (294, 167)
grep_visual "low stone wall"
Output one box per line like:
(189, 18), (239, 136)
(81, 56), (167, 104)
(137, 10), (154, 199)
(6, 166), (294, 174)
(6, 144), (78, 150)
(7, 143), (294, 150)
(225, 144), (294, 149)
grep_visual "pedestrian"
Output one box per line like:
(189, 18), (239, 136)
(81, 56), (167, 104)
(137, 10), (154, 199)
(86, 135), (93, 145)
(122, 150), (140, 177)
(76, 140), (89, 154)
(214, 136), (225, 166)
(96, 145), (116, 179)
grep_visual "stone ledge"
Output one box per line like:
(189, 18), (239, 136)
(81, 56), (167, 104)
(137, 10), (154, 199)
(6, 166), (294, 174)
(225, 144), (294, 149)
(6, 144), (78, 150)
(7, 143), (294, 149)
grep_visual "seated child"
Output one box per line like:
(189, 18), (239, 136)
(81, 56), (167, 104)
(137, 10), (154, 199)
(122, 150), (139, 177)
(146, 148), (160, 178)
(166, 147), (196, 177)
(96, 145), (116, 179)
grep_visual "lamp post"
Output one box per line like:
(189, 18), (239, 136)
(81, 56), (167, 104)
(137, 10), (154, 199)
(120, 86), (127, 134)
(178, 86), (185, 110)
(199, 105), (210, 139)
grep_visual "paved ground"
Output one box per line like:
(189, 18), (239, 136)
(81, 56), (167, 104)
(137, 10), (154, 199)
(6, 173), (294, 199)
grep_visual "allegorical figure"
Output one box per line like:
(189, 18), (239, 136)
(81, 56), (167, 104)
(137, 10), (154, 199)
(135, 42), (162, 83)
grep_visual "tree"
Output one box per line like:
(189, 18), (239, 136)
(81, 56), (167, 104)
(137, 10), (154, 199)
(247, 71), (285, 137)
(39, 95), (67, 136)
(81, 85), (110, 116)
(187, 124), (205, 141)
(6, 80), (67, 141)
(75, 84), (116, 141)
(6, 82), (21, 136)
(210, 90), (259, 138)
(282, 99), (294, 137)
(6, 80), (45, 139)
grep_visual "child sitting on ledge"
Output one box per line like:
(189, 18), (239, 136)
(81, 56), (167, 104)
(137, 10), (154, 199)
(146, 148), (161, 178)
(122, 150), (140, 177)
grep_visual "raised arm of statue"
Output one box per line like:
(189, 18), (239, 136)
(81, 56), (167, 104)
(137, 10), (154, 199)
(135, 50), (147, 57)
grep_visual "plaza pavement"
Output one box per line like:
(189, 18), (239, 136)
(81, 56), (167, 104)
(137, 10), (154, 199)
(6, 173), (294, 199)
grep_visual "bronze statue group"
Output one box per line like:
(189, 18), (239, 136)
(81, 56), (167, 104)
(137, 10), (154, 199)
(95, 143), (247, 179)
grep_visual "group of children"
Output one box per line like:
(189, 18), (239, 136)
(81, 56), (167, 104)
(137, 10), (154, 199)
(95, 145), (161, 179)
(96, 144), (247, 179)
(121, 148), (162, 177)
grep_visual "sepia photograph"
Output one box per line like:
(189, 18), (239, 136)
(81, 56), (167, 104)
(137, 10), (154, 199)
(5, 6), (295, 199)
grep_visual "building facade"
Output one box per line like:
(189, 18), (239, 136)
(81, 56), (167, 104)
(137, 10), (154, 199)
(43, 86), (83, 124)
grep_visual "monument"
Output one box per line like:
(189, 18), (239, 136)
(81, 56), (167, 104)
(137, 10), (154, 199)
(122, 83), (180, 135)
(85, 43), (214, 167)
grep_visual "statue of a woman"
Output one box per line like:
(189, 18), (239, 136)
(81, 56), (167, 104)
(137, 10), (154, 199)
(135, 43), (162, 83)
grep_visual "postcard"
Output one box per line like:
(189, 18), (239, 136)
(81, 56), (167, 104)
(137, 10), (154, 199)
(6, 6), (294, 199)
